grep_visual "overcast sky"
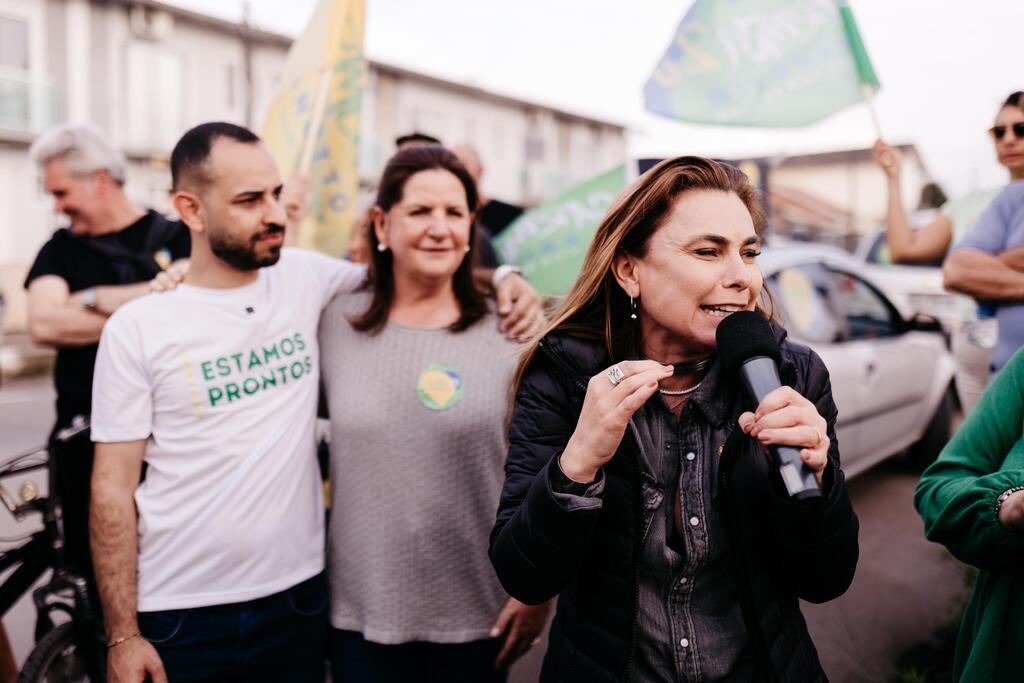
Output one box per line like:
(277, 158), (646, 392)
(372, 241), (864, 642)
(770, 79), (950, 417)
(167, 0), (1024, 197)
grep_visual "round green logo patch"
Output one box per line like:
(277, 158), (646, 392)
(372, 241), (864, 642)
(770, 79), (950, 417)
(416, 363), (464, 410)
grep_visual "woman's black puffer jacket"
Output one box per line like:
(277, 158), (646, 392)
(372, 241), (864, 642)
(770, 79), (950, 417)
(489, 330), (859, 682)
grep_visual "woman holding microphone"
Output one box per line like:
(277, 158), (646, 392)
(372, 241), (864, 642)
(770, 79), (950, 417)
(490, 156), (859, 682)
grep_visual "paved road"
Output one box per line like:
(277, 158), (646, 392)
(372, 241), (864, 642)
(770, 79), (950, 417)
(1, 377), (967, 680)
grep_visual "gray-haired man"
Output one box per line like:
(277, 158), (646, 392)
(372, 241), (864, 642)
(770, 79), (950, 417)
(24, 123), (193, 600)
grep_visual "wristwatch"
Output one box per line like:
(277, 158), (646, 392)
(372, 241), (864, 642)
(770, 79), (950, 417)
(79, 287), (98, 311)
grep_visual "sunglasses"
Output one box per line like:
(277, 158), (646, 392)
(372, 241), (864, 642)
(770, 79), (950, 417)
(990, 122), (1024, 140)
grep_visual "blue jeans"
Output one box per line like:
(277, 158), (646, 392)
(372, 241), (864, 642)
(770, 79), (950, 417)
(330, 628), (508, 683)
(137, 572), (328, 683)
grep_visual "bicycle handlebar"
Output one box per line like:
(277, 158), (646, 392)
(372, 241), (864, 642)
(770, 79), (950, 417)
(0, 414), (90, 520)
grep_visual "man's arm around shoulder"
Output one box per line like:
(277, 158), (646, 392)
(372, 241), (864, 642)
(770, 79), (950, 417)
(91, 440), (167, 683)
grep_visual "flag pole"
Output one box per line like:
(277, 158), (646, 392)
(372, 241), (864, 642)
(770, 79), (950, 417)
(299, 66), (333, 174)
(292, 65), (333, 248)
(861, 83), (883, 139)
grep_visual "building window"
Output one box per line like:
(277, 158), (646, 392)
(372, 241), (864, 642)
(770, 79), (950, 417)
(125, 41), (183, 151)
(492, 123), (504, 159)
(0, 15), (28, 70)
(0, 15), (29, 127)
(525, 134), (544, 161)
(225, 63), (236, 109)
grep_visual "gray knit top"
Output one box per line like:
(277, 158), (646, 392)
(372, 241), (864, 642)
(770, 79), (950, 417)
(319, 290), (517, 644)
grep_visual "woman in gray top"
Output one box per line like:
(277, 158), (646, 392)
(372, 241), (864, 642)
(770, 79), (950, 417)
(319, 145), (550, 682)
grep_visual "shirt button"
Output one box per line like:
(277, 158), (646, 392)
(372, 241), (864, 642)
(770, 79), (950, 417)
(685, 452), (696, 461)
(689, 516), (699, 527)
(680, 638), (690, 648)
(665, 443), (672, 451)
(679, 577), (688, 585)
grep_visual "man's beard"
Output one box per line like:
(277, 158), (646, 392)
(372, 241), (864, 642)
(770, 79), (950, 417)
(209, 224), (285, 271)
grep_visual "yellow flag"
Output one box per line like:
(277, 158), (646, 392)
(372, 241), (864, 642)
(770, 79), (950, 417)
(261, 0), (365, 255)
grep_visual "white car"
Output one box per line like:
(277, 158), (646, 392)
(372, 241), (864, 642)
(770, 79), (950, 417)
(760, 245), (956, 478)
(853, 228), (960, 330)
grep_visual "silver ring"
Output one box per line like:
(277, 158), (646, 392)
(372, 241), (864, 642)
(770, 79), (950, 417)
(606, 365), (625, 386)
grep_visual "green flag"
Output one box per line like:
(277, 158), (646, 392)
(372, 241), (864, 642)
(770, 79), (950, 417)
(644, 0), (880, 127)
(494, 165), (627, 297)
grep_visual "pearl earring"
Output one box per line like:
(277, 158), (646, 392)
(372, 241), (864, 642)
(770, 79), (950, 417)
(377, 243), (387, 252)
(630, 296), (638, 320)
(464, 245), (471, 253)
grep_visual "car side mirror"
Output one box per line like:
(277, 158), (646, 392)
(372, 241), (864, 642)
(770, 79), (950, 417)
(899, 313), (944, 334)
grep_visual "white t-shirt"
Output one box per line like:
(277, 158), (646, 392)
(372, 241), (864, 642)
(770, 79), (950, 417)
(91, 249), (365, 611)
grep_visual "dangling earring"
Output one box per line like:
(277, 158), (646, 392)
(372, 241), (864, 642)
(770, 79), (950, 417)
(377, 243), (388, 252)
(630, 296), (638, 320)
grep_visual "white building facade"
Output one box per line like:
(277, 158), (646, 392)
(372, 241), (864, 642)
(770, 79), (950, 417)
(0, 0), (627, 330)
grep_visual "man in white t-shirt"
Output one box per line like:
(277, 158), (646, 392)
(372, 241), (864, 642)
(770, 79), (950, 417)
(90, 122), (544, 683)
(90, 122), (353, 682)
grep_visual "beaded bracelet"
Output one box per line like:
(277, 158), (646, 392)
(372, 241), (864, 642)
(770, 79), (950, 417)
(107, 631), (141, 649)
(995, 485), (1024, 518)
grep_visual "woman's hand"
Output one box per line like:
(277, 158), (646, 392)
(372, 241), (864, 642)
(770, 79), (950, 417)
(490, 598), (552, 670)
(738, 386), (830, 485)
(149, 259), (189, 292)
(560, 360), (673, 483)
(496, 273), (545, 341)
(872, 139), (901, 182)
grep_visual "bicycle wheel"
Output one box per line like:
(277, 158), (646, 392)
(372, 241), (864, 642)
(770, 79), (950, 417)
(16, 622), (94, 683)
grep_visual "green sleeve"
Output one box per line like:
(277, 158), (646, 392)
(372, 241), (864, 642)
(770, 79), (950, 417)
(914, 348), (1024, 570)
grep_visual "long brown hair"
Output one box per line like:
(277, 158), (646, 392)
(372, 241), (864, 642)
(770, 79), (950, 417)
(513, 155), (775, 389)
(350, 144), (488, 334)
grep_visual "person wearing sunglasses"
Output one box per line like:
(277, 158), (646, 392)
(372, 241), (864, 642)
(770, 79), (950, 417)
(873, 91), (1024, 413)
(942, 130), (1024, 380)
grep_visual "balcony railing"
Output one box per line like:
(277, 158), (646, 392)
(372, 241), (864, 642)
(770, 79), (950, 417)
(0, 73), (60, 132)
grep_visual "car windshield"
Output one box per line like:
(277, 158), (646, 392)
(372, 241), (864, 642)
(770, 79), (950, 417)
(865, 232), (943, 268)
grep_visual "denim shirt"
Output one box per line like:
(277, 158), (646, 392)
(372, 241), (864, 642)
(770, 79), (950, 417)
(549, 361), (760, 681)
(628, 362), (757, 682)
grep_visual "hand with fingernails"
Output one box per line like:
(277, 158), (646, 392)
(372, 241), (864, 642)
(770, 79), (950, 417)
(737, 385), (829, 485)
(149, 259), (190, 293)
(489, 597), (551, 670)
(558, 360), (674, 484)
(496, 273), (546, 342)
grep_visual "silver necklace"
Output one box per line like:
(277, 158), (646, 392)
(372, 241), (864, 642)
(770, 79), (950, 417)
(658, 379), (703, 396)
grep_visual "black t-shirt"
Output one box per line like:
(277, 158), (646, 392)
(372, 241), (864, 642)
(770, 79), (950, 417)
(24, 210), (191, 427)
(478, 199), (524, 237)
(475, 199), (525, 269)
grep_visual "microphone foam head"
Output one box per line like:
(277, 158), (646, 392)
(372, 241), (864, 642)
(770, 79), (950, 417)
(715, 310), (781, 375)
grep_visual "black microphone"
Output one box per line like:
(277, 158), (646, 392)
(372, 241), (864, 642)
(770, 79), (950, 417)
(716, 311), (822, 500)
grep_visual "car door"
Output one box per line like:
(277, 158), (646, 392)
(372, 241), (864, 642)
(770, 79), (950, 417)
(821, 265), (938, 472)
(766, 263), (862, 469)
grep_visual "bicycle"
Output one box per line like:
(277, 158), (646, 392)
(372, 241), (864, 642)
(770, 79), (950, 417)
(0, 416), (105, 682)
